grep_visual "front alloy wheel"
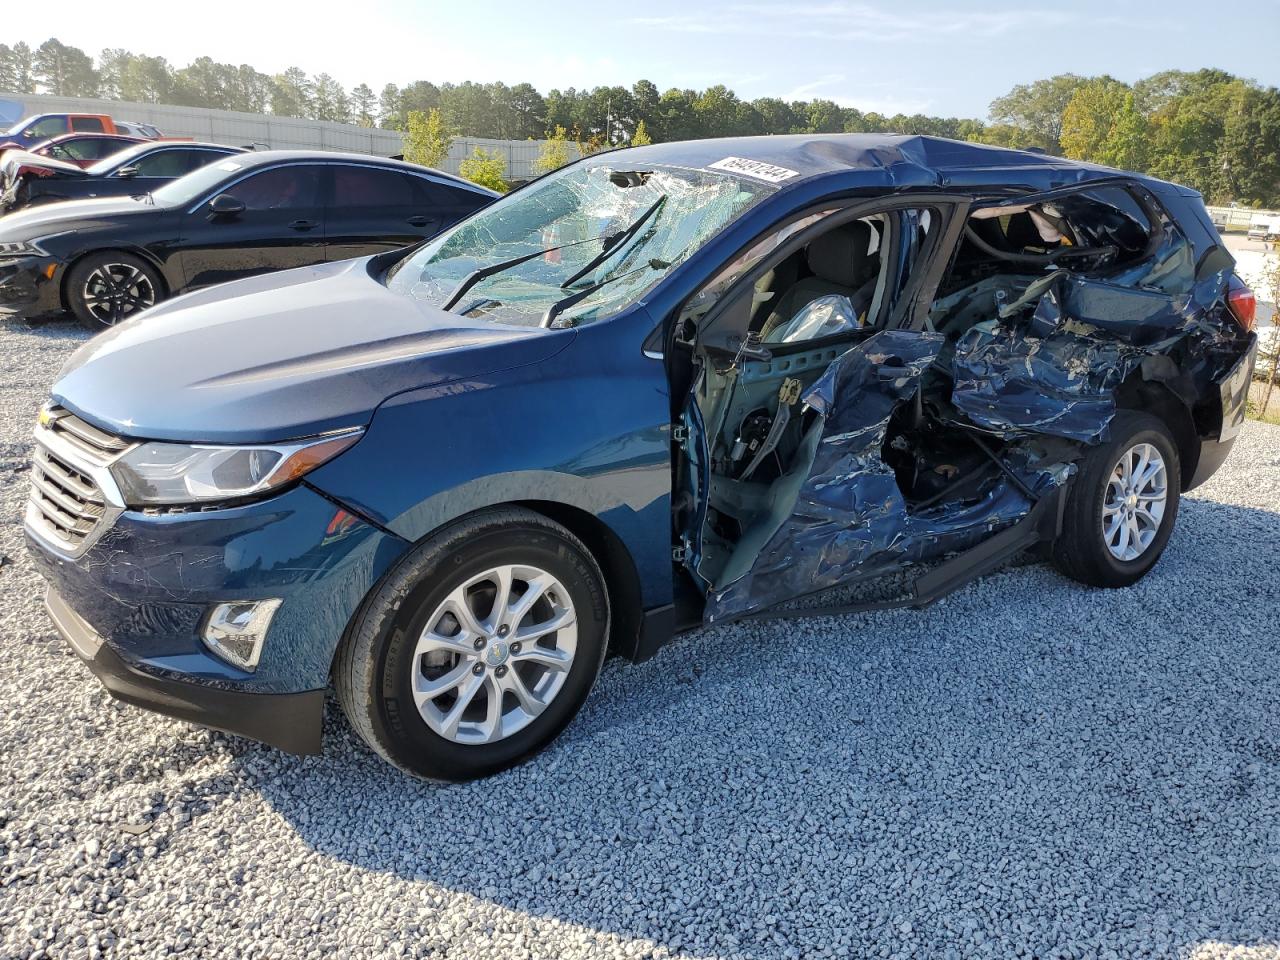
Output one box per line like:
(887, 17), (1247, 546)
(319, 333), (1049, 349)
(336, 508), (609, 781)
(65, 252), (164, 331)
(412, 564), (578, 745)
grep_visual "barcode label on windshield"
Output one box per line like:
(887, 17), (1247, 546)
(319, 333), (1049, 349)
(708, 157), (799, 184)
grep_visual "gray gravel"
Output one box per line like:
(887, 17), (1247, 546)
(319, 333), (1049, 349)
(2, 318), (1279, 960)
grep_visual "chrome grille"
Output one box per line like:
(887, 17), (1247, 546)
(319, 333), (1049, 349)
(43, 406), (131, 462)
(26, 406), (129, 555)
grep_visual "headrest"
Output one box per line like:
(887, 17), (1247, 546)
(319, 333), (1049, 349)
(806, 221), (877, 288)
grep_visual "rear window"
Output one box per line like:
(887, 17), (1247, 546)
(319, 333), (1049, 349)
(331, 166), (416, 207)
(70, 117), (105, 133)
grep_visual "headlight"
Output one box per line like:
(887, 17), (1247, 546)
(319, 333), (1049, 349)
(0, 240), (47, 259)
(110, 428), (363, 507)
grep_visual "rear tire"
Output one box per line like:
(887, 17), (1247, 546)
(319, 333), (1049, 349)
(335, 508), (610, 781)
(1053, 410), (1180, 587)
(65, 252), (165, 331)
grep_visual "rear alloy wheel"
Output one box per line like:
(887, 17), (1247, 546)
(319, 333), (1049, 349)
(335, 508), (609, 781)
(66, 252), (163, 330)
(1053, 410), (1181, 587)
(1100, 442), (1168, 562)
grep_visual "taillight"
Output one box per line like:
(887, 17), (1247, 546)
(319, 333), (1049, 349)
(1227, 274), (1256, 332)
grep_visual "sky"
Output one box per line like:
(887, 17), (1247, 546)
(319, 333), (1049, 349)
(6, 0), (1280, 119)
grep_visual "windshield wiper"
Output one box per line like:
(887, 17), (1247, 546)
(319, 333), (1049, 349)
(558, 194), (667, 291)
(441, 236), (604, 312)
(541, 258), (671, 329)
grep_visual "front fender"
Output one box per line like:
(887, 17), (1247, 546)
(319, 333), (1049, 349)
(307, 309), (675, 608)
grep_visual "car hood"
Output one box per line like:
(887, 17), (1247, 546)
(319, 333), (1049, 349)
(1, 150), (84, 178)
(0, 195), (166, 239)
(53, 257), (573, 443)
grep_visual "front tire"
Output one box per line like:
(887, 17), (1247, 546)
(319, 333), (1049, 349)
(1053, 410), (1181, 587)
(335, 508), (610, 781)
(65, 252), (164, 331)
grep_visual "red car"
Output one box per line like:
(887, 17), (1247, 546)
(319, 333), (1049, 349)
(4, 132), (145, 169)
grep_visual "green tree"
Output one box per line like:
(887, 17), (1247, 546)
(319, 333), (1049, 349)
(631, 79), (661, 139)
(1145, 76), (1243, 198)
(694, 85), (742, 137)
(459, 147), (508, 192)
(1217, 84), (1280, 205)
(378, 84), (403, 129)
(310, 73), (350, 122)
(171, 56), (235, 108)
(806, 99), (843, 133)
(544, 88), (583, 134)
(400, 81), (441, 117)
(119, 55), (173, 104)
(0, 44), (14, 92)
(12, 43), (36, 93)
(988, 74), (1089, 152)
(1, 42), (37, 94)
(33, 38), (97, 96)
(508, 82), (546, 139)
(96, 47), (130, 99)
(657, 88), (700, 141)
(351, 83), (377, 127)
(1102, 93), (1149, 171)
(403, 108), (453, 169)
(270, 67), (312, 118)
(227, 65), (272, 113)
(1134, 69), (1235, 115)
(631, 119), (652, 146)
(534, 125), (572, 173)
(1059, 77), (1130, 162)
(753, 97), (798, 135)
(439, 81), (495, 137)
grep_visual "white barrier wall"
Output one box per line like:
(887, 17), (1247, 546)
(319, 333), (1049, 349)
(0, 93), (579, 178)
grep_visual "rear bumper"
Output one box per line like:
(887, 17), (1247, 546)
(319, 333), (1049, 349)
(48, 586), (325, 754)
(1188, 332), (1256, 490)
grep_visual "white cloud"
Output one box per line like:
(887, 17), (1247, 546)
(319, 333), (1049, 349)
(629, 3), (1080, 41)
(781, 74), (847, 101)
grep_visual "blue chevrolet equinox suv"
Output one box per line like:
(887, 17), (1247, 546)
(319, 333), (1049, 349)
(26, 135), (1257, 780)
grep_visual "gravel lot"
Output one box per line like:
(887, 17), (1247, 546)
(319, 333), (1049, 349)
(2, 318), (1279, 960)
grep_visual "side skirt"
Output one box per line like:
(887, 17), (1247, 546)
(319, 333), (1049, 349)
(744, 483), (1068, 623)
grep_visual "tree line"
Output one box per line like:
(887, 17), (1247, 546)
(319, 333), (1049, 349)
(2, 38), (1277, 205)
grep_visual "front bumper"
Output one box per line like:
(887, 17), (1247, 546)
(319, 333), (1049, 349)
(0, 255), (62, 319)
(27, 481), (410, 752)
(48, 587), (326, 754)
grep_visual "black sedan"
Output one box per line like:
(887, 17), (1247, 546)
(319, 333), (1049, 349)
(0, 141), (247, 214)
(0, 151), (497, 328)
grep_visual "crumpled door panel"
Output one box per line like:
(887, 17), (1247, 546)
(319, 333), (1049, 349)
(706, 330), (947, 622)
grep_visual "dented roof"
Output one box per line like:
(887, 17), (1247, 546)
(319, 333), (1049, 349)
(613, 133), (1177, 196)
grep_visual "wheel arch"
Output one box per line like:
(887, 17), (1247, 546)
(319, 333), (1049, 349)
(512, 499), (647, 662)
(1114, 373), (1198, 489)
(331, 498), (653, 682)
(58, 246), (170, 312)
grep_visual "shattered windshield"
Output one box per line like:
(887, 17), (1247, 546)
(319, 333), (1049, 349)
(385, 163), (774, 327)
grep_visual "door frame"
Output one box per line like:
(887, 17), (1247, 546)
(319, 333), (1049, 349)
(647, 191), (972, 360)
